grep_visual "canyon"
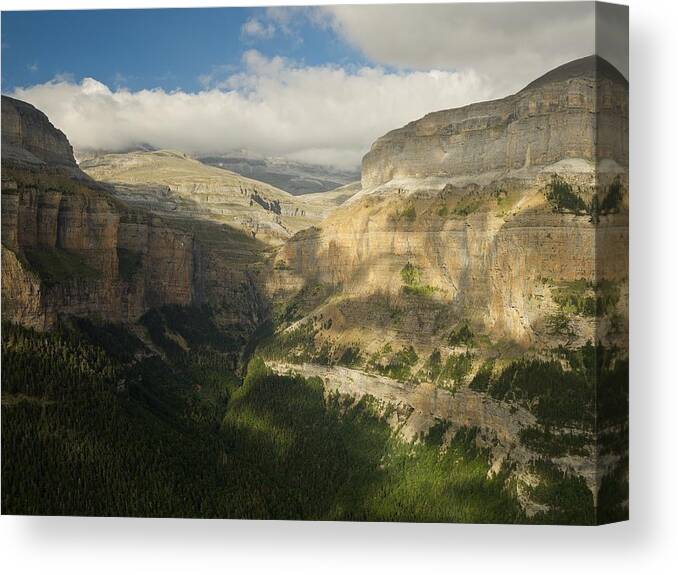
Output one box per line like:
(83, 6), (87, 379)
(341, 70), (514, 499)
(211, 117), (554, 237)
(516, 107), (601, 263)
(0, 55), (628, 520)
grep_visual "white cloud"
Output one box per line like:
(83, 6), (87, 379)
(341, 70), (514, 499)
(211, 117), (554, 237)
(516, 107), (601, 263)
(240, 7), (307, 42)
(10, 52), (492, 169)
(241, 18), (275, 40)
(317, 3), (601, 95)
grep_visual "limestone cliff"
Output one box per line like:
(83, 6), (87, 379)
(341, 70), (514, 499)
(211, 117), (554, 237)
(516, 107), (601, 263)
(268, 56), (629, 348)
(260, 57), (628, 513)
(1, 96), (266, 332)
(1, 96), (80, 172)
(361, 55), (628, 193)
(79, 150), (354, 245)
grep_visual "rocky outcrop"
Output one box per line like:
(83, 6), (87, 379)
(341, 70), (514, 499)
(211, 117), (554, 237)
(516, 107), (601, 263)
(269, 361), (615, 506)
(1, 96), (80, 173)
(269, 56), (629, 347)
(1, 96), (266, 331)
(262, 56), (628, 515)
(361, 56), (628, 192)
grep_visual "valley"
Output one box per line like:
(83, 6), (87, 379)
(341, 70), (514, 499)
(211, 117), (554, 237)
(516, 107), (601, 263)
(1, 56), (628, 524)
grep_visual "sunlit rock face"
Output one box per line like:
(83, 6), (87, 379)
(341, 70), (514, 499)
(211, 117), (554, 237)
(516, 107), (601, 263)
(361, 56), (628, 192)
(268, 56), (628, 348)
(79, 150), (356, 245)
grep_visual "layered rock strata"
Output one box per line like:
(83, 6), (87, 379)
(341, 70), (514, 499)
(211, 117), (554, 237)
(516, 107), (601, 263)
(268, 56), (629, 347)
(1, 95), (265, 331)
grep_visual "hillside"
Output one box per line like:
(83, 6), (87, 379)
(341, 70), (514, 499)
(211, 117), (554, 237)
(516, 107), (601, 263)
(260, 56), (629, 520)
(79, 150), (332, 244)
(197, 152), (360, 196)
(1, 95), (268, 333)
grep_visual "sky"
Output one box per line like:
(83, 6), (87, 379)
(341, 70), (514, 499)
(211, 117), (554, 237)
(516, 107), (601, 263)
(0, 3), (628, 169)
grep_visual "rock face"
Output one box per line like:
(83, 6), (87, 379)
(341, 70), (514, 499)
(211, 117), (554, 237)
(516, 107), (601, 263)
(1, 96), (266, 331)
(197, 152), (360, 196)
(79, 150), (352, 245)
(261, 57), (628, 515)
(268, 361), (609, 502)
(1, 96), (80, 172)
(361, 56), (628, 191)
(268, 56), (629, 347)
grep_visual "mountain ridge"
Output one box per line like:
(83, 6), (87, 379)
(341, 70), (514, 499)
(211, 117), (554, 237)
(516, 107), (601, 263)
(360, 54), (628, 193)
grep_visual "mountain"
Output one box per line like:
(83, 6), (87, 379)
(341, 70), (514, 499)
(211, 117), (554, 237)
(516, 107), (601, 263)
(2, 96), (83, 175)
(79, 150), (355, 244)
(261, 55), (628, 519)
(270, 54), (628, 342)
(1, 95), (267, 333)
(197, 152), (360, 196)
(360, 55), (627, 194)
(1, 56), (628, 523)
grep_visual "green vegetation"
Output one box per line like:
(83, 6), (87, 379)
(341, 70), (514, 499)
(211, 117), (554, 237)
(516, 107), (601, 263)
(490, 357), (592, 427)
(597, 457), (629, 524)
(222, 359), (524, 522)
(493, 187), (509, 207)
(451, 195), (482, 217)
(544, 174), (589, 215)
(141, 305), (241, 359)
(338, 345), (363, 368)
(419, 348), (475, 389)
(369, 344), (419, 382)
(551, 279), (620, 317)
(485, 343), (628, 431)
(2, 317), (627, 523)
(519, 426), (589, 457)
(526, 460), (594, 525)
(401, 205), (417, 223)
(2, 321), (527, 522)
(436, 352), (474, 389)
(275, 282), (332, 325)
(469, 359), (495, 392)
(400, 262), (438, 297)
(400, 261), (420, 286)
(546, 310), (576, 340)
(258, 321), (330, 365)
(421, 349), (443, 381)
(544, 174), (626, 223)
(390, 205), (417, 225)
(447, 322), (475, 347)
(1, 320), (239, 516)
(599, 177), (625, 214)
(24, 246), (100, 287)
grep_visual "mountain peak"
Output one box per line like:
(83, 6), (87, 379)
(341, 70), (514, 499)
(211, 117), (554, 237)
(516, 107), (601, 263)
(519, 55), (627, 93)
(1, 95), (79, 171)
(361, 55), (629, 190)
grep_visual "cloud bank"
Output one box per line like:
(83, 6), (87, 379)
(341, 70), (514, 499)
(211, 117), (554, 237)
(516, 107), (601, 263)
(10, 51), (491, 169)
(318, 3), (599, 95)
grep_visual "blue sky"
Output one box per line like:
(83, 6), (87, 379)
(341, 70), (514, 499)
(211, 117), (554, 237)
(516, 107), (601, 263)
(1, 4), (616, 167)
(1, 8), (368, 92)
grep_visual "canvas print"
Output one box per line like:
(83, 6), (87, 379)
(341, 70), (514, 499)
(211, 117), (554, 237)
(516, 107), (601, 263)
(0, 2), (628, 524)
